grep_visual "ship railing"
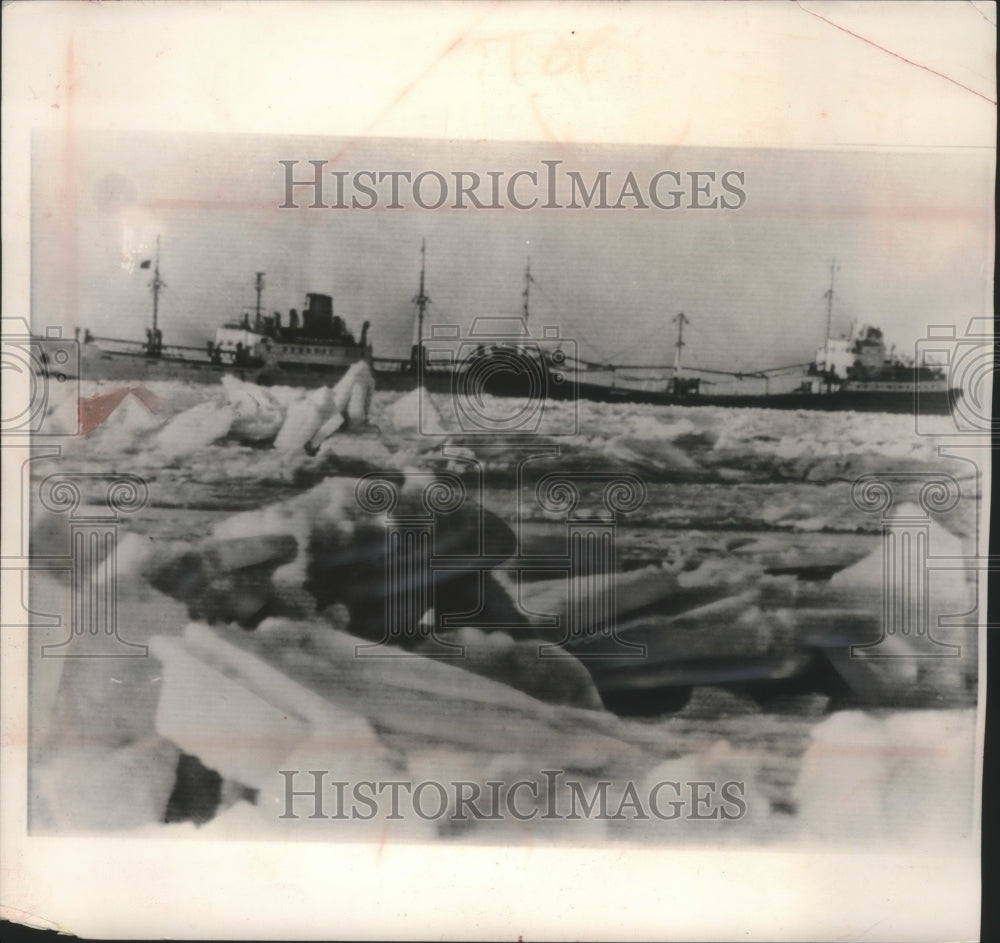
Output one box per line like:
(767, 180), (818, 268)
(90, 334), (148, 349)
(370, 357), (409, 373)
(90, 335), (237, 363)
(371, 356), (469, 374)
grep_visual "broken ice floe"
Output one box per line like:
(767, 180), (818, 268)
(31, 380), (982, 839)
(149, 362), (377, 459)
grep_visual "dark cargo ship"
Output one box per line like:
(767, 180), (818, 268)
(71, 245), (959, 414)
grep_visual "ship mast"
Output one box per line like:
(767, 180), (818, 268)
(149, 236), (165, 352)
(411, 238), (430, 365)
(255, 272), (265, 321)
(672, 311), (689, 377)
(522, 257), (533, 324)
(823, 259), (837, 373)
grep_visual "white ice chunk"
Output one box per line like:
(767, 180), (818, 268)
(603, 435), (698, 473)
(273, 362), (375, 454)
(32, 736), (181, 832)
(221, 375), (286, 442)
(623, 414), (697, 441)
(340, 360), (375, 427)
(386, 386), (445, 434)
(830, 502), (970, 603)
(274, 386), (336, 453)
(796, 709), (976, 846)
(155, 400), (236, 456)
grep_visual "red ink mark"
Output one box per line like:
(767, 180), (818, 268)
(62, 40), (80, 336)
(966, 1), (996, 27)
(794, 1), (997, 105)
(376, 825), (388, 862)
(326, 8), (495, 167)
(79, 386), (168, 434)
(543, 37), (576, 77)
(529, 93), (562, 144)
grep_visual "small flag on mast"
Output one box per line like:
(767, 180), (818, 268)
(139, 259), (152, 269)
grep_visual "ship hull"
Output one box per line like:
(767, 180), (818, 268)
(78, 344), (960, 414)
(450, 366), (960, 415)
(569, 380), (961, 415)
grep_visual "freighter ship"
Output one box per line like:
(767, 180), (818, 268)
(68, 245), (959, 414)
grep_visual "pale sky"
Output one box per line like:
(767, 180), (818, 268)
(32, 132), (993, 374)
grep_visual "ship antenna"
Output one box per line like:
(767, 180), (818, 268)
(150, 236), (165, 351)
(255, 272), (265, 321)
(411, 238), (431, 365)
(672, 311), (689, 378)
(522, 256), (533, 325)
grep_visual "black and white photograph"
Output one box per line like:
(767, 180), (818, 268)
(2, 2), (994, 940)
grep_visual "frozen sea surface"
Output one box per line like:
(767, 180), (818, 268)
(27, 380), (982, 845)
